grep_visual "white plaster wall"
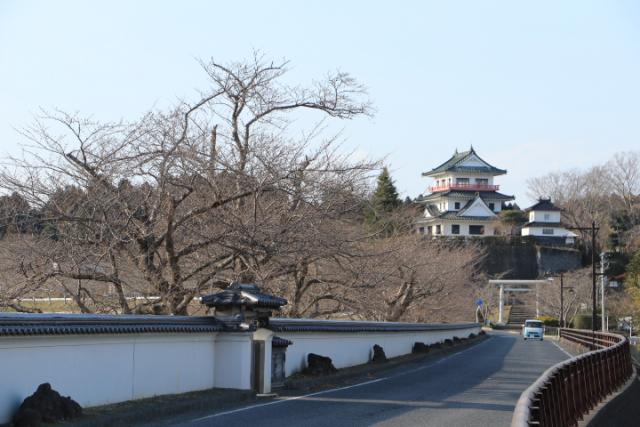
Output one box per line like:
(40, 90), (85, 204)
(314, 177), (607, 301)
(530, 211), (561, 223)
(132, 334), (217, 399)
(439, 222), (495, 237)
(0, 332), (252, 424)
(486, 200), (502, 213)
(433, 173), (496, 186)
(523, 226), (573, 237)
(417, 221), (496, 237)
(214, 333), (253, 390)
(277, 326), (480, 377)
(460, 199), (495, 217)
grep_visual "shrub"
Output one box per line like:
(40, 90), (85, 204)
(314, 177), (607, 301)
(537, 315), (560, 327)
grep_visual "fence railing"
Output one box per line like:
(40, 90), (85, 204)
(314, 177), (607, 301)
(511, 328), (632, 427)
(429, 183), (500, 192)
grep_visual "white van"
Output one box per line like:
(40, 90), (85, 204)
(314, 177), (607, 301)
(522, 320), (544, 341)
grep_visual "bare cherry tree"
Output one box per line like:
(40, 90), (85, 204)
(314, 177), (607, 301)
(322, 234), (484, 322)
(0, 54), (374, 315)
(606, 151), (640, 212)
(537, 268), (593, 323)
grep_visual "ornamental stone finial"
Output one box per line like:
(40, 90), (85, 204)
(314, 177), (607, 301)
(201, 283), (288, 329)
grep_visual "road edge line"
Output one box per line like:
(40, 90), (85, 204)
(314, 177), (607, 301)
(190, 335), (494, 423)
(551, 340), (574, 358)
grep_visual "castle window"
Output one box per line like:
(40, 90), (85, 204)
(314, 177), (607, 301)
(451, 224), (460, 234)
(418, 227), (425, 234)
(456, 178), (469, 184)
(435, 225), (441, 234)
(489, 203), (495, 211)
(476, 178), (488, 184)
(469, 225), (484, 235)
(454, 202), (460, 209)
(544, 213), (550, 221)
(543, 228), (554, 235)
(427, 226), (432, 235)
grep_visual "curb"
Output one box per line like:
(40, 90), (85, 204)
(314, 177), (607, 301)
(56, 388), (255, 427)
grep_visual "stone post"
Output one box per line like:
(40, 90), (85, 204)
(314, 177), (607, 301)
(252, 328), (274, 394)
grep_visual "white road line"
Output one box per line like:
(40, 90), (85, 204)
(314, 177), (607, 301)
(191, 377), (388, 422)
(190, 336), (494, 423)
(551, 340), (574, 358)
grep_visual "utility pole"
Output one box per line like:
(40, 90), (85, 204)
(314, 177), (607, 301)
(592, 221), (596, 336)
(560, 273), (564, 328)
(601, 252), (607, 332)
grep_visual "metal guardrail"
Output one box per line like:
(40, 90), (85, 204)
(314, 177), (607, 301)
(511, 328), (632, 427)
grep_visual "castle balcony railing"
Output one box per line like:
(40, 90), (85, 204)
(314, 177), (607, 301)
(429, 183), (500, 192)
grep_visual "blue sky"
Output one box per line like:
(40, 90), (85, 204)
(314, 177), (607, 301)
(1, 1), (639, 206)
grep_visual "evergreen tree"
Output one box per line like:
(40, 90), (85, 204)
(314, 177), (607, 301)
(371, 167), (400, 212)
(365, 167), (401, 230)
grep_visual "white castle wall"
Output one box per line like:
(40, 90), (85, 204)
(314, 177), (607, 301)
(274, 323), (481, 377)
(0, 332), (253, 424)
(0, 318), (480, 424)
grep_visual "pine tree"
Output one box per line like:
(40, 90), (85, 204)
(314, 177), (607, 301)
(371, 167), (400, 212)
(365, 167), (401, 229)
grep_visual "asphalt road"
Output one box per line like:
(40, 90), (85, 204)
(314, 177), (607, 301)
(164, 332), (569, 427)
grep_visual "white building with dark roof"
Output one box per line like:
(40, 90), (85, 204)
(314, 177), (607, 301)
(416, 147), (515, 236)
(521, 198), (577, 244)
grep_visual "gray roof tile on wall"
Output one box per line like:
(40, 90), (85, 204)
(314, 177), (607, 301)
(0, 313), (227, 336)
(268, 318), (479, 333)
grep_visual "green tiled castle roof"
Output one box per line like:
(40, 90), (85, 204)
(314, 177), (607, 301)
(419, 190), (515, 203)
(422, 146), (506, 177)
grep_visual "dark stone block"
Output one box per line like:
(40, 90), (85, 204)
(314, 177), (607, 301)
(469, 333), (477, 339)
(412, 342), (429, 353)
(305, 353), (337, 376)
(444, 339), (454, 346)
(371, 344), (387, 363)
(479, 330), (486, 335)
(12, 408), (42, 427)
(453, 336), (461, 344)
(13, 383), (82, 427)
(430, 342), (442, 349)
